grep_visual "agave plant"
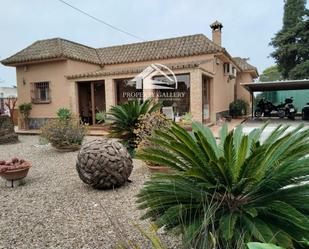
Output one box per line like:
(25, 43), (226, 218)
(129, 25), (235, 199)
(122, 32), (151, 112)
(57, 107), (71, 121)
(107, 98), (162, 153)
(137, 122), (309, 248)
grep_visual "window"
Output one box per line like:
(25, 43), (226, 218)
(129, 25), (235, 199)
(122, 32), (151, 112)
(115, 78), (143, 105)
(153, 74), (190, 116)
(31, 82), (51, 103)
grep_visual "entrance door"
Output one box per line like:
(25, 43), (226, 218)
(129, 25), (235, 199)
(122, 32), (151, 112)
(202, 76), (211, 123)
(78, 81), (105, 125)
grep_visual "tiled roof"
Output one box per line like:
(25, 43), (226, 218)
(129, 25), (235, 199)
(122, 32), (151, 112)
(2, 34), (224, 66)
(233, 57), (257, 72)
(97, 34), (223, 64)
(66, 60), (213, 80)
(1, 38), (101, 65)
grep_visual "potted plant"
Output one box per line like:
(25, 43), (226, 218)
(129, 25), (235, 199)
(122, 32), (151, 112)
(95, 111), (110, 132)
(0, 157), (31, 181)
(18, 103), (32, 130)
(134, 111), (173, 173)
(229, 99), (249, 118)
(40, 108), (86, 151)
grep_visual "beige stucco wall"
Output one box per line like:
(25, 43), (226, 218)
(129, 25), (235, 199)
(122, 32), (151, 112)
(235, 72), (254, 109)
(211, 58), (236, 117)
(17, 61), (69, 118)
(16, 60), (100, 119)
(15, 53), (251, 125)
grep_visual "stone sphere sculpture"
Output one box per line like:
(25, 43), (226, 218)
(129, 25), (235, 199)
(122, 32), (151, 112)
(76, 138), (133, 189)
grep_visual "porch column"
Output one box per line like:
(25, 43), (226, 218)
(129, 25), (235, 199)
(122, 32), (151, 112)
(143, 89), (154, 101)
(105, 78), (116, 111)
(68, 81), (78, 115)
(190, 69), (203, 123)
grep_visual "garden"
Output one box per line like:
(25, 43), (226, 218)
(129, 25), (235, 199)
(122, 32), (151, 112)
(0, 98), (308, 249)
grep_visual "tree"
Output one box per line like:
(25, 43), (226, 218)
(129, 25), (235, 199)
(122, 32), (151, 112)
(258, 66), (283, 103)
(259, 66), (283, 82)
(283, 0), (306, 29)
(270, 0), (309, 79)
(5, 97), (17, 124)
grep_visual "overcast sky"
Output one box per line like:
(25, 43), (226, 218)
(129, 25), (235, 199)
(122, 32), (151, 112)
(0, 0), (304, 87)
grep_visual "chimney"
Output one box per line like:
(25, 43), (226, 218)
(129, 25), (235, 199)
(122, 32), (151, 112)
(210, 21), (223, 46)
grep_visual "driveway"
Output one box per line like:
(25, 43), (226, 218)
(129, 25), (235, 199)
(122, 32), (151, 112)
(242, 117), (309, 141)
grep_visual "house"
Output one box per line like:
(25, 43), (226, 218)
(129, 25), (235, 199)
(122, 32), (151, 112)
(1, 21), (258, 129)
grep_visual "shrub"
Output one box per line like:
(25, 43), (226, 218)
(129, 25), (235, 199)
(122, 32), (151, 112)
(95, 111), (106, 124)
(229, 99), (249, 117)
(107, 98), (162, 154)
(134, 112), (171, 145)
(134, 112), (171, 166)
(41, 117), (86, 150)
(137, 123), (309, 248)
(19, 103), (32, 117)
(18, 103), (32, 129)
(57, 108), (71, 121)
(182, 112), (193, 124)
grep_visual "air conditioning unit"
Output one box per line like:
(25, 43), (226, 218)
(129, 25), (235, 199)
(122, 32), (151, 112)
(224, 63), (236, 78)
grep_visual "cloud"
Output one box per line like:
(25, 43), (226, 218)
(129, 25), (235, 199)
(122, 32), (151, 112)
(0, 0), (287, 86)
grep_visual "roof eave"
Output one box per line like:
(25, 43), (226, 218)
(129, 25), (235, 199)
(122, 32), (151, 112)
(216, 51), (242, 71)
(242, 69), (259, 78)
(1, 57), (69, 67)
(1, 57), (103, 67)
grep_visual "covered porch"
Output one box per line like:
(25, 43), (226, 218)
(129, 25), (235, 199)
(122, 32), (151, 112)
(68, 61), (215, 124)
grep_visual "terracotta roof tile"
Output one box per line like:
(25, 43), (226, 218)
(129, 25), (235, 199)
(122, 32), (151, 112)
(2, 34), (223, 66)
(1, 38), (101, 65)
(233, 57), (257, 72)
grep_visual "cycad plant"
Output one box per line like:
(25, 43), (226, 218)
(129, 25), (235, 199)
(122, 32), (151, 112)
(137, 122), (309, 248)
(107, 98), (162, 153)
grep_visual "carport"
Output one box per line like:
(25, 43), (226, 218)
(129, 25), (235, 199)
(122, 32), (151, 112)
(240, 79), (309, 117)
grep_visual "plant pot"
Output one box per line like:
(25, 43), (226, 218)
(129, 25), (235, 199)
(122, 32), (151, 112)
(0, 165), (31, 181)
(52, 144), (81, 152)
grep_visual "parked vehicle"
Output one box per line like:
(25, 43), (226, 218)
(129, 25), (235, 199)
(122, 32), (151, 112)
(276, 97), (297, 120)
(302, 102), (309, 120)
(255, 97), (296, 120)
(254, 98), (276, 118)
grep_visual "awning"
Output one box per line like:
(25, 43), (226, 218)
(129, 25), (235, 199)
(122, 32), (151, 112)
(241, 79), (309, 92)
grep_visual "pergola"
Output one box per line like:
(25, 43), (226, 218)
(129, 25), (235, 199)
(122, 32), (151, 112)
(240, 79), (309, 117)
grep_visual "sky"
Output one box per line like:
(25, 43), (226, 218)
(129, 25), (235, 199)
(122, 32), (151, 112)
(0, 0), (301, 87)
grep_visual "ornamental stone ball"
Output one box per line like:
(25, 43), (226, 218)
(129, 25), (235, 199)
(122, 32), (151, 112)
(76, 138), (133, 189)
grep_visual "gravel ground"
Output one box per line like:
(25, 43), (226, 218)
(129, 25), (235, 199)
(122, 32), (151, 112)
(0, 136), (180, 249)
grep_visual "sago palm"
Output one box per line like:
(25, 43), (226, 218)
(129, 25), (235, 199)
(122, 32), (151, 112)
(136, 122), (309, 248)
(107, 98), (162, 151)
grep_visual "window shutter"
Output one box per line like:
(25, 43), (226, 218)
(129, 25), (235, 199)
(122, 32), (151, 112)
(47, 82), (51, 102)
(30, 82), (35, 103)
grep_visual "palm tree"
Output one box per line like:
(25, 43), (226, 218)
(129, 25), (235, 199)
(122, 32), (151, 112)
(137, 122), (309, 248)
(107, 98), (162, 154)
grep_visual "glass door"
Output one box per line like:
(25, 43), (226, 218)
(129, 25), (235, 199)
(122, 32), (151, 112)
(202, 76), (210, 123)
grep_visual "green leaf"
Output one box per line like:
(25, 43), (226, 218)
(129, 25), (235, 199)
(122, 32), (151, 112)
(247, 242), (284, 249)
(219, 213), (238, 240)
